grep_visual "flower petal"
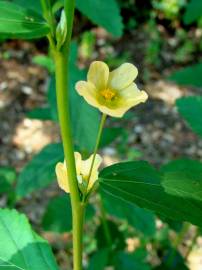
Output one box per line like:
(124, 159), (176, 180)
(80, 154), (102, 190)
(119, 83), (148, 106)
(108, 63), (138, 90)
(97, 106), (126, 118)
(87, 61), (109, 90)
(88, 154), (102, 191)
(74, 152), (82, 175)
(97, 84), (148, 117)
(75, 80), (100, 109)
(55, 162), (69, 193)
(81, 155), (93, 178)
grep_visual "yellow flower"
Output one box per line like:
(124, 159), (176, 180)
(55, 152), (102, 194)
(76, 61), (148, 117)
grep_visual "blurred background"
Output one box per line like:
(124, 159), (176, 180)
(0, 0), (202, 269)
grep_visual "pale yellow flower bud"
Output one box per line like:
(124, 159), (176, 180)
(55, 152), (102, 195)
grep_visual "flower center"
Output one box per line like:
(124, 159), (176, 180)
(100, 88), (116, 101)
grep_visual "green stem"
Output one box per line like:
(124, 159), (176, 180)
(99, 194), (112, 246)
(72, 202), (86, 270)
(167, 222), (190, 268)
(86, 114), (107, 192)
(54, 49), (87, 270)
(54, 50), (84, 270)
(46, 1), (85, 269)
(54, 51), (79, 202)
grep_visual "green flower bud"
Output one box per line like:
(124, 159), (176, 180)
(56, 9), (67, 51)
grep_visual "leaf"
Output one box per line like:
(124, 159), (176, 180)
(88, 249), (109, 270)
(26, 107), (52, 120)
(10, 0), (42, 14)
(154, 248), (189, 270)
(16, 143), (63, 198)
(161, 158), (202, 173)
(47, 78), (58, 121)
(183, 0), (202, 24)
(100, 127), (124, 148)
(168, 63), (202, 87)
(75, 0), (123, 37)
(115, 251), (151, 270)
(0, 167), (16, 194)
(52, 0), (124, 36)
(176, 96), (202, 137)
(0, 208), (59, 270)
(95, 220), (125, 250)
(99, 160), (202, 228)
(102, 191), (156, 237)
(42, 195), (95, 233)
(42, 195), (72, 232)
(0, 167), (16, 185)
(32, 55), (55, 73)
(0, 1), (50, 39)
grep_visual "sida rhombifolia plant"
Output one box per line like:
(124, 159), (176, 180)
(51, 3), (147, 269)
(2, 0), (202, 269)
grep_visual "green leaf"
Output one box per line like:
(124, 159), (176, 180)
(42, 195), (95, 233)
(155, 248), (189, 270)
(26, 107), (52, 120)
(0, 167), (16, 185)
(183, 0), (202, 24)
(168, 63), (202, 87)
(10, 0), (42, 14)
(42, 195), (72, 232)
(16, 143), (63, 198)
(88, 249), (109, 270)
(47, 77), (58, 121)
(102, 192), (156, 237)
(32, 55), (55, 73)
(95, 220), (126, 250)
(161, 158), (202, 173)
(100, 127), (124, 148)
(75, 0), (123, 37)
(176, 96), (202, 137)
(0, 208), (59, 270)
(99, 160), (202, 228)
(53, 0), (124, 37)
(0, 1), (50, 39)
(161, 159), (202, 202)
(115, 251), (151, 270)
(0, 167), (16, 194)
